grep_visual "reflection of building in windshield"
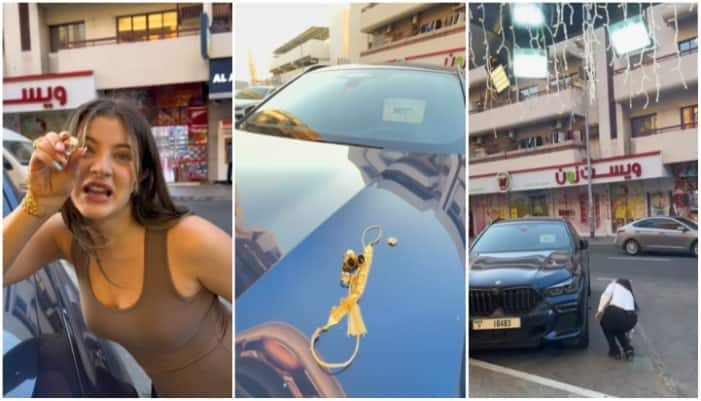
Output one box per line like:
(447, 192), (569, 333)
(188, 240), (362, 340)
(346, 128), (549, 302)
(245, 109), (320, 141)
(236, 322), (344, 397)
(235, 191), (283, 298)
(348, 147), (466, 263)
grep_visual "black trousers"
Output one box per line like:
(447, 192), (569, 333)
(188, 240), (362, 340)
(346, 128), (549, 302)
(600, 305), (637, 354)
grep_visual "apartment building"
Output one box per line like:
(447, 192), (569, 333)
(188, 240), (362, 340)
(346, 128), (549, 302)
(468, 3), (698, 237)
(3, 3), (232, 183)
(269, 27), (330, 84)
(350, 3), (466, 68)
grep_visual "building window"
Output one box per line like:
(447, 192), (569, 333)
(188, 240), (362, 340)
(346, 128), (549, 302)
(49, 22), (85, 52)
(117, 10), (177, 43)
(519, 85), (539, 99)
(631, 114), (657, 137)
(211, 3), (232, 33)
(178, 3), (202, 32)
(19, 3), (30, 51)
(681, 104), (698, 129)
(678, 37), (698, 56)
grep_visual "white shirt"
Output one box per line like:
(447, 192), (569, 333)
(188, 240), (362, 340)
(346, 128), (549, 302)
(597, 281), (636, 313)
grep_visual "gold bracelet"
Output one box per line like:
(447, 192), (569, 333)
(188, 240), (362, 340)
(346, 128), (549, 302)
(21, 189), (45, 218)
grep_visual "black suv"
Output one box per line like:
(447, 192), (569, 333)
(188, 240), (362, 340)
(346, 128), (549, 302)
(469, 218), (590, 349)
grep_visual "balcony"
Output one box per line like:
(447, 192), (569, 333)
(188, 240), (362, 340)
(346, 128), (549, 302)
(269, 39), (329, 73)
(613, 49), (698, 102)
(359, 3), (433, 33)
(631, 124), (698, 164)
(469, 140), (586, 176)
(48, 31), (208, 89)
(469, 85), (586, 135)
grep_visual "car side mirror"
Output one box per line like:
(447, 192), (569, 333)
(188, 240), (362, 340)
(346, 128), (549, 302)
(579, 239), (588, 249)
(678, 226), (689, 232)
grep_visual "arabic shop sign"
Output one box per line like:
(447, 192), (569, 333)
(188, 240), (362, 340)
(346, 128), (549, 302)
(555, 162), (643, 185)
(497, 172), (511, 192)
(469, 152), (666, 195)
(3, 72), (96, 113)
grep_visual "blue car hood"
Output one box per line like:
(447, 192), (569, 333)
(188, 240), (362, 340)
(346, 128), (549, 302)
(235, 131), (465, 397)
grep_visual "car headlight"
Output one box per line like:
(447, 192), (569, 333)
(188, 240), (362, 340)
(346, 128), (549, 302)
(544, 276), (580, 297)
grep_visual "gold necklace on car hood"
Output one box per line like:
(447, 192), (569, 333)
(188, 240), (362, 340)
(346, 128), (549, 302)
(310, 225), (383, 371)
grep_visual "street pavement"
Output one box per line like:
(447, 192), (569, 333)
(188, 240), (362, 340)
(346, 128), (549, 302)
(469, 243), (698, 397)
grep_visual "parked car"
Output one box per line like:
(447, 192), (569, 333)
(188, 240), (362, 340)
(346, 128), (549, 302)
(3, 128), (32, 193)
(3, 171), (149, 397)
(615, 216), (698, 256)
(469, 218), (590, 350)
(235, 64), (466, 397)
(234, 85), (277, 122)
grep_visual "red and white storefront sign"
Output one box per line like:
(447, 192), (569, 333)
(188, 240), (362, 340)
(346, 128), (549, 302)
(3, 70), (97, 113)
(470, 151), (667, 195)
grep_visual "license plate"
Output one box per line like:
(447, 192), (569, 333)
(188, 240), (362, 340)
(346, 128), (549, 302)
(472, 318), (521, 330)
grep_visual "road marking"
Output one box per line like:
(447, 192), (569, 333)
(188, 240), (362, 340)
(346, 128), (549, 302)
(469, 358), (612, 398)
(596, 276), (617, 282)
(607, 256), (672, 262)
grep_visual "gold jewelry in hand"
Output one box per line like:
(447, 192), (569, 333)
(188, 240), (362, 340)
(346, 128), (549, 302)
(21, 188), (45, 218)
(310, 225), (382, 371)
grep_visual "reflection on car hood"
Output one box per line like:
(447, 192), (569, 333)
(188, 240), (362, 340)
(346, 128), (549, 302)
(235, 98), (261, 108)
(469, 250), (573, 288)
(235, 131), (465, 396)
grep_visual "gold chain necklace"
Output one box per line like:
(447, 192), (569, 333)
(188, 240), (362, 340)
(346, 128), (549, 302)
(310, 225), (382, 371)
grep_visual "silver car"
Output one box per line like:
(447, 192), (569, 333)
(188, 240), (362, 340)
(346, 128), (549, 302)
(615, 216), (698, 256)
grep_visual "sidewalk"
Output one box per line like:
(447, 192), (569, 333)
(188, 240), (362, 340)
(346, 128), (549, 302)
(167, 182), (232, 202)
(585, 236), (616, 246)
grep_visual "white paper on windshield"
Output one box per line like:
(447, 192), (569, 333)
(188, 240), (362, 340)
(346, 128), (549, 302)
(540, 234), (556, 244)
(383, 98), (426, 124)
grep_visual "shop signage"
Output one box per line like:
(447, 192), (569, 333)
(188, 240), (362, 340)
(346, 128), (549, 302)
(469, 152), (666, 195)
(209, 58), (232, 99)
(497, 172), (511, 192)
(555, 162), (642, 185)
(3, 71), (96, 113)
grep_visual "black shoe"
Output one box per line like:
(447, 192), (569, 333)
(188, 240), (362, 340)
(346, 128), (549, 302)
(624, 349), (634, 361)
(608, 352), (622, 360)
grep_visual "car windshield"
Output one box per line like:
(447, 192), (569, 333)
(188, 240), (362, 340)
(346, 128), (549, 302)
(239, 67), (465, 154)
(472, 222), (573, 253)
(236, 87), (271, 100)
(675, 217), (698, 230)
(3, 140), (32, 166)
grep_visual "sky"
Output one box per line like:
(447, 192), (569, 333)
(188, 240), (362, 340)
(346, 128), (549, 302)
(235, 2), (349, 84)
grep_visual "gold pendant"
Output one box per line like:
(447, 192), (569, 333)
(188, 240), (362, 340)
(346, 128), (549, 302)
(310, 225), (382, 371)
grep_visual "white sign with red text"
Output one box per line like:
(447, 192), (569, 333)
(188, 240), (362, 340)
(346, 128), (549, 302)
(469, 152), (667, 195)
(3, 72), (97, 113)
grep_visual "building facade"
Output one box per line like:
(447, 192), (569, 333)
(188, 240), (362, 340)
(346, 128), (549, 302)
(269, 27), (330, 85)
(3, 3), (232, 183)
(350, 3), (466, 68)
(468, 3), (698, 237)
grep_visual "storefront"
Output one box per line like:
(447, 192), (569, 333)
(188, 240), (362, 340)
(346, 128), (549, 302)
(208, 57), (233, 183)
(102, 82), (208, 183)
(469, 151), (668, 236)
(3, 70), (97, 139)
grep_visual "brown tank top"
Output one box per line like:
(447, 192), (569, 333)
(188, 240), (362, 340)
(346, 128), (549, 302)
(71, 227), (232, 397)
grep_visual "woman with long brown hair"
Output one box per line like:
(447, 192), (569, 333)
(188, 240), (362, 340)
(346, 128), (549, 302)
(3, 98), (232, 396)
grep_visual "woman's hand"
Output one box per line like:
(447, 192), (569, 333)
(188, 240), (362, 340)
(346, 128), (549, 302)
(28, 131), (86, 215)
(595, 311), (602, 321)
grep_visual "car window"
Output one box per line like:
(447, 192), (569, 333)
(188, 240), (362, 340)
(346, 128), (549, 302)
(3, 140), (33, 166)
(235, 87), (271, 100)
(675, 217), (698, 230)
(633, 219), (655, 228)
(654, 220), (682, 230)
(471, 222), (573, 253)
(240, 67), (465, 154)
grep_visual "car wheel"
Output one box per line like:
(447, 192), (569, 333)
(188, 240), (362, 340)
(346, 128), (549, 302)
(692, 241), (697, 257)
(624, 239), (640, 255)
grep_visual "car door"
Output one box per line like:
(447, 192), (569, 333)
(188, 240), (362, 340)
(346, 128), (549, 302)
(656, 219), (691, 250)
(632, 218), (661, 248)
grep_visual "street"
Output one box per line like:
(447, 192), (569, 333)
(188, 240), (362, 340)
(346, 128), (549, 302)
(470, 243), (698, 397)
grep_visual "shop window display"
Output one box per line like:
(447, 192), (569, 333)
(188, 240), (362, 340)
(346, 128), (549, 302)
(611, 182), (646, 230)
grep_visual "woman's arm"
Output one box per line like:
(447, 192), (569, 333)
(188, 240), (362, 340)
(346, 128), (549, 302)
(170, 215), (232, 302)
(4, 131), (83, 287)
